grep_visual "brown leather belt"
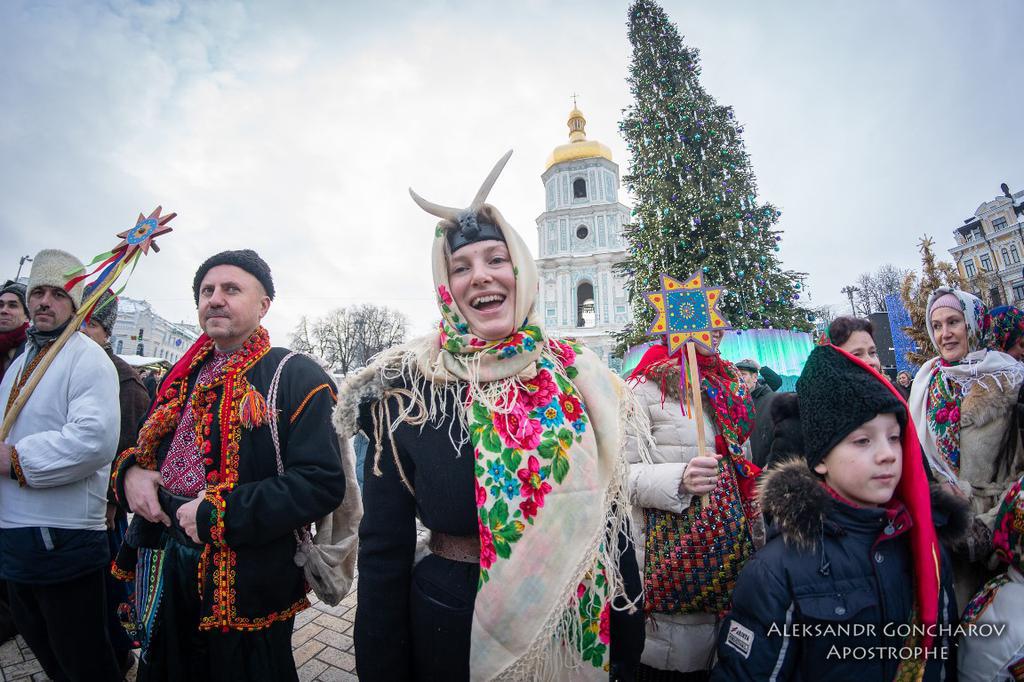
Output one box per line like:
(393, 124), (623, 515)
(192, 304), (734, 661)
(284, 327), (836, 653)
(428, 532), (480, 564)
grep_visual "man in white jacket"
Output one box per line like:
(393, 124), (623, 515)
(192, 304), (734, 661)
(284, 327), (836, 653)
(0, 249), (122, 681)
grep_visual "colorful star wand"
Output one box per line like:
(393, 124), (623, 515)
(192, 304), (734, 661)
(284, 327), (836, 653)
(643, 270), (731, 460)
(1, 207), (175, 440)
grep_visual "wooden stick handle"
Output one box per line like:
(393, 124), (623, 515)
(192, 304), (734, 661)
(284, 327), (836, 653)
(686, 342), (715, 507)
(1, 262), (125, 441)
(685, 342), (706, 452)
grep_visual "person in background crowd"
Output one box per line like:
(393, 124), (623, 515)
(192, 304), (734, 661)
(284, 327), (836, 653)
(909, 287), (1024, 606)
(111, 250), (347, 681)
(81, 284), (151, 676)
(959, 476), (1024, 681)
(352, 431), (369, 492)
(0, 279), (29, 643)
(982, 305), (1024, 361)
(762, 392), (801, 470)
(827, 316), (882, 374)
(895, 370), (913, 400)
(626, 329), (759, 680)
(140, 368), (159, 400)
(712, 344), (964, 681)
(0, 280), (29, 385)
(0, 250), (122, 681)
(340, 152), (644, 681)
(735, 358), (779, 468)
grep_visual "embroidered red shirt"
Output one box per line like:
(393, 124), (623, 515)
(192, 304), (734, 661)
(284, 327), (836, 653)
(161, 351), (230, 496)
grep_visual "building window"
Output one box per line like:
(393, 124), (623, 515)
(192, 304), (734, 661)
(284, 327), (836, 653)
(980, 254), (992, 271)
(1012, 245), (1021, 264)
(965, 261), (976, 278)
(573, 178), (587, 199)
(576, 282), (596, 328)
(1003, 248), (1011, 266)
(576, 225), (589, 240)
(993, 216), (1008, 231)
(1014, 284), (1024, 302)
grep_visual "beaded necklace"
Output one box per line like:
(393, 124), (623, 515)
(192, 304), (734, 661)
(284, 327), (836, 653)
(122, 327), (270, 472)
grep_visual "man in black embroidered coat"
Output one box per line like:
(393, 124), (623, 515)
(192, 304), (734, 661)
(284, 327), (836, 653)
(110, 250), (346, 682)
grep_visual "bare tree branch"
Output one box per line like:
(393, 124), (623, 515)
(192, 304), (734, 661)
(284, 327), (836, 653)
(297, 305), (409, 375)
(854, 264), (911, 315)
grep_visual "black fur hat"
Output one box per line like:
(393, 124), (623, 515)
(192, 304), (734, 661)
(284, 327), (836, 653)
(192, 250), (275, 305)
(796, 344), (905, 468)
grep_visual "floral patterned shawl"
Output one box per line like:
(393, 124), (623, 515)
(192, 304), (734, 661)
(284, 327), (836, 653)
(981, 305), (1024, 354)
(337, 194), (643, 679)
(962, 477), (1024, 623)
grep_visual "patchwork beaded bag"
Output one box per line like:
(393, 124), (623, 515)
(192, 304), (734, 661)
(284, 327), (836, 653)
(643, 463), (753, 615)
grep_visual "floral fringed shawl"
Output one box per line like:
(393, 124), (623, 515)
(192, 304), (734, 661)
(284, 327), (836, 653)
(335, 201), (650, 680)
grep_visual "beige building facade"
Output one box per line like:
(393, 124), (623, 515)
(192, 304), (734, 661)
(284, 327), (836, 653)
(949, 183), (1024, 307)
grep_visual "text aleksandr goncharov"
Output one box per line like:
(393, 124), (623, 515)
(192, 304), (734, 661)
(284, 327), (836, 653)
(767, 623), (1006, 660)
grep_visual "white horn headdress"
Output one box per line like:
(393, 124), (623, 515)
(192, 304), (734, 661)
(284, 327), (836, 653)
(409, 149), (513, 227)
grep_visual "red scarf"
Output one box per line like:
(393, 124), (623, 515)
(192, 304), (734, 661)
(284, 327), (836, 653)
(148, 331), (213, 416)
(0, 322), (28, 383)
(0, 322), (27, 358)
(629, 343), (759, 499)
(629, 343), (753, 446)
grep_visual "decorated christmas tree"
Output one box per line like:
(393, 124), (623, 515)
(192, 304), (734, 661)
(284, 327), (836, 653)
(616, 0), (810, 351)
(900, 235), (967, 365)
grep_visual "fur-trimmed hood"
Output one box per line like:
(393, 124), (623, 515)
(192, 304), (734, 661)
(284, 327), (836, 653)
(332, 349), (400, 439)
(759, 458), (971, 551)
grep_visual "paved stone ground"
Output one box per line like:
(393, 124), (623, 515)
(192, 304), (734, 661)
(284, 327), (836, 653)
(0, 578), (361, 682)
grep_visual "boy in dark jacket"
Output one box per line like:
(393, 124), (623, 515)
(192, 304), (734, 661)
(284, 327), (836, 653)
(712, 344), (966, 681)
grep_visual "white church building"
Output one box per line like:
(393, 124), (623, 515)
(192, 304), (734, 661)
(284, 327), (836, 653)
(535, 106), (632, 366)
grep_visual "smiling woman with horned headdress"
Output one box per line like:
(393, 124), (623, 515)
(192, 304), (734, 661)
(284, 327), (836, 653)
(334, 151), (649, 680)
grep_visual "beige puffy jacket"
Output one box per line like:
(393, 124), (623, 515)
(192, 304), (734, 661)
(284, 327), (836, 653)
(625, 379), (720, 673)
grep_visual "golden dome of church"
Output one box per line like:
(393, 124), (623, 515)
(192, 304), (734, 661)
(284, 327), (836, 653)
(544, 106), (613, 171)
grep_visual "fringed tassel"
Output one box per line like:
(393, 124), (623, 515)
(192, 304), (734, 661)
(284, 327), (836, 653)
(238, 384), (271, 429)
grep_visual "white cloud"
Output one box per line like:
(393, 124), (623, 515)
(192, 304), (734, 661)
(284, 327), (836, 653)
(1, 0), (1021, 348)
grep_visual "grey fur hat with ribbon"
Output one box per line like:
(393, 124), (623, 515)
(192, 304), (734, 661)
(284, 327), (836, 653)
(27, 249), (84, 310)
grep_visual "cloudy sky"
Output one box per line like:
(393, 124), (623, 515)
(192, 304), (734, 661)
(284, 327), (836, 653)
(2, 0), (1021, 343)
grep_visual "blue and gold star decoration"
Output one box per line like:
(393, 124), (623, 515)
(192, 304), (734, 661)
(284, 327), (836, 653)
(644, 271), (731, 354)
(115, 206), (175, 259)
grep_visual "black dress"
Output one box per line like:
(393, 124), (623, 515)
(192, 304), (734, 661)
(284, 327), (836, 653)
(355, 380), (644, 682)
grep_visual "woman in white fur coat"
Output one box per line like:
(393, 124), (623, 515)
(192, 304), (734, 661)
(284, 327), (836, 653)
(624, 331), (760, 680)
(909, 286), (1024, 606)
